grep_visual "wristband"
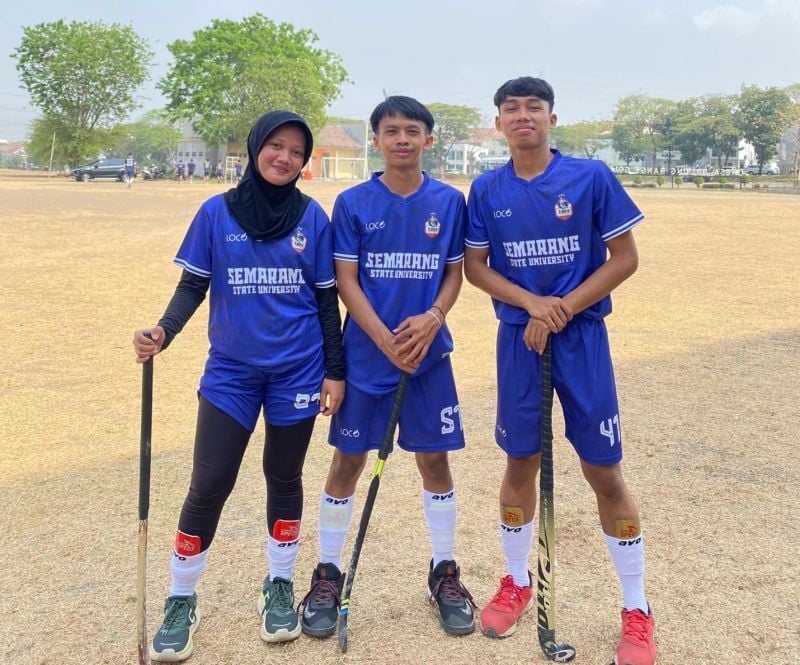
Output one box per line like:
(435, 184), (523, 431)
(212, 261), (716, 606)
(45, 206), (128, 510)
(426, 310), (443, 327)
(430, 304), (445, 319)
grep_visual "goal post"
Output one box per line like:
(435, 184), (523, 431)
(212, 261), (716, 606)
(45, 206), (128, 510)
(321, 155), (368, 181)
(224, 155), (241, 183)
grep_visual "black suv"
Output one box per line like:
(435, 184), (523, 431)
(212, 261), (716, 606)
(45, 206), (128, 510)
(71, 158), (127, 182)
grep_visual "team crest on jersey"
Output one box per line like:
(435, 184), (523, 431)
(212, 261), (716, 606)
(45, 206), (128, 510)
(425, 212), (441, 238)
(554, 194), (573, 221)
(291, 228), (307, 253)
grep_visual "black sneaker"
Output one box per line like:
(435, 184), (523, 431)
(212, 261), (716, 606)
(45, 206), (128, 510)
(299, 562), (345, 637)
(428, 559), (476, 635)
(149, 593), (200, 662)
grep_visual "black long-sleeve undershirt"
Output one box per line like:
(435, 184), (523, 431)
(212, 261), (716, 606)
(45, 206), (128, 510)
(157, 269), (345, 380)
(315, 284), (345, 380)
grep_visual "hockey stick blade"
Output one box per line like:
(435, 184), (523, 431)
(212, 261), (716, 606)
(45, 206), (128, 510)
(539, 632), (577, 662)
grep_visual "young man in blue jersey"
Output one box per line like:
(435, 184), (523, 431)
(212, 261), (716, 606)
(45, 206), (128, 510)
(125, 152), (136, 188)
(300, 96), (476, 638)
(133, 111), (345, 660)
(464, 77), (656, 665)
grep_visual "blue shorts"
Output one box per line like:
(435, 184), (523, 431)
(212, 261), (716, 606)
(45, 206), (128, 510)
(496, 317), (622, 465)
(329, 357), (465, 454)
(199, 348), (324, 431)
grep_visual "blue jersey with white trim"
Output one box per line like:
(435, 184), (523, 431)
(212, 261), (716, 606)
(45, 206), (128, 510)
(466, 150), (643, 324)
(175, 194), (335, 368)
(333, 172), (466, 395)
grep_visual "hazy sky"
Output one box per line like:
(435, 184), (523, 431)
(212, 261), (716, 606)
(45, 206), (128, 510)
(2, 0), (799, 140)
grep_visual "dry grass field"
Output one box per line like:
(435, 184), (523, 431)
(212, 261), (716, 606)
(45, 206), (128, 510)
(0, 173), (797, 665)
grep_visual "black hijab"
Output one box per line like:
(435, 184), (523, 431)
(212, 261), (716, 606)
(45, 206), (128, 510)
(224, 111), (314, 241)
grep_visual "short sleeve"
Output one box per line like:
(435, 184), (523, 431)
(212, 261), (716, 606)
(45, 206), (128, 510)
(174, 205), (213, 277)
(332, 195), (359, 263)
(465, 181), (490, 249)
(446, 192), (466, 264)
(593, 162), (644, 241)
(314, 205), (336, 288)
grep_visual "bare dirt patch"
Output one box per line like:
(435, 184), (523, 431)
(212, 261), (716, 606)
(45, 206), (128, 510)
(0, 177), (797, 664)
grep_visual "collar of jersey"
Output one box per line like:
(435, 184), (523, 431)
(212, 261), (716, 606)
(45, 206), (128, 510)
(505, 149), (561, 185)
(371, 171), (430, 203)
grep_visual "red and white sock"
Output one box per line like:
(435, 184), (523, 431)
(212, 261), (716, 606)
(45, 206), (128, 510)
(169, 531), (208, 596)
(501, 520), (534, 587)
(268, 519), (301, 581)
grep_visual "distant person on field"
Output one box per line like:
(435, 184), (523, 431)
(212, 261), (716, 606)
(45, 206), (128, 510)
(133, 111), (344, 660)
(235, 158), (243, 183)
(176, 160), (185, 182)
(125, 153), (136, 188)
(464, 76), (656, 665)
(187, 159), (196, 183)
(203, 159), (211, 182)
(215, 160), (224, 183)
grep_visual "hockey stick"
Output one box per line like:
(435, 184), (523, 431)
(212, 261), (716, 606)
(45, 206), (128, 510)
(536, 339), (576, 662)
(337, 372), (411, 653)
(136, 345), (154, 665)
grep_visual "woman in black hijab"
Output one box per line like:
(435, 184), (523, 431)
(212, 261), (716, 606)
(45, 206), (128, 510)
(133, 111), (344, 659)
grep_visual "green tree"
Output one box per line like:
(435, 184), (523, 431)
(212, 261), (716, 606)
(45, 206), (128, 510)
(611, 123), (645, 166)
(672, 98), (709, 166)
(783, 84), (800, 181)
(672, 96), (739, 169)
(736, 84), (792, 172)
(551, 120), (611, 159)
(158, 14), (349, 146)
(110, 111), (182, 168)
(698, 96), (739, 168)
(12, 20), (152, 166)
(614, 95), (676, 167)
(425, 103), (482, 175)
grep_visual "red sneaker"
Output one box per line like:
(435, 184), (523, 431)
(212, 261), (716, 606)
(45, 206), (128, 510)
(615, 607), (656, 665)
(479, 575), (533, 638)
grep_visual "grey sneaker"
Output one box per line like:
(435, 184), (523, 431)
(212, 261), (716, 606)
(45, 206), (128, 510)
(149, 594), (200, 662)
(428, 559), (476, 635)
(299, 562), (344, 638)
(257, 577), (301, 642)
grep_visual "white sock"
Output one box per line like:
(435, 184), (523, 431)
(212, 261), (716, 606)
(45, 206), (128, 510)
(318, 492), (355, 569)
(423, 488), (457, 566)
(605, 531), (648, 612)
(169, 549), (209, 597)
(501, 520), (534, 587)
(267, 529), (300, 581)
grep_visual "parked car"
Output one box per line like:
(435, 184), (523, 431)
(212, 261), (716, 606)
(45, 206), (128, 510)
(745, 164), (778, 176)
(71, 158), (127, 182)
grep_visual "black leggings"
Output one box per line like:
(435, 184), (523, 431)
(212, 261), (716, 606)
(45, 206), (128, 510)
(177, 397), (315, 552)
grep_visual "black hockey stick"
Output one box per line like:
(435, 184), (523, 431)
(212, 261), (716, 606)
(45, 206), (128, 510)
(136, 342), (154, 665)
(536, 339), (576, 662)
(337, 372), (411, 653)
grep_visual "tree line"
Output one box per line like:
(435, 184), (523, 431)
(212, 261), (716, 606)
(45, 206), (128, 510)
(11, 15), (800, 176)
(552, 87), (798, 176)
